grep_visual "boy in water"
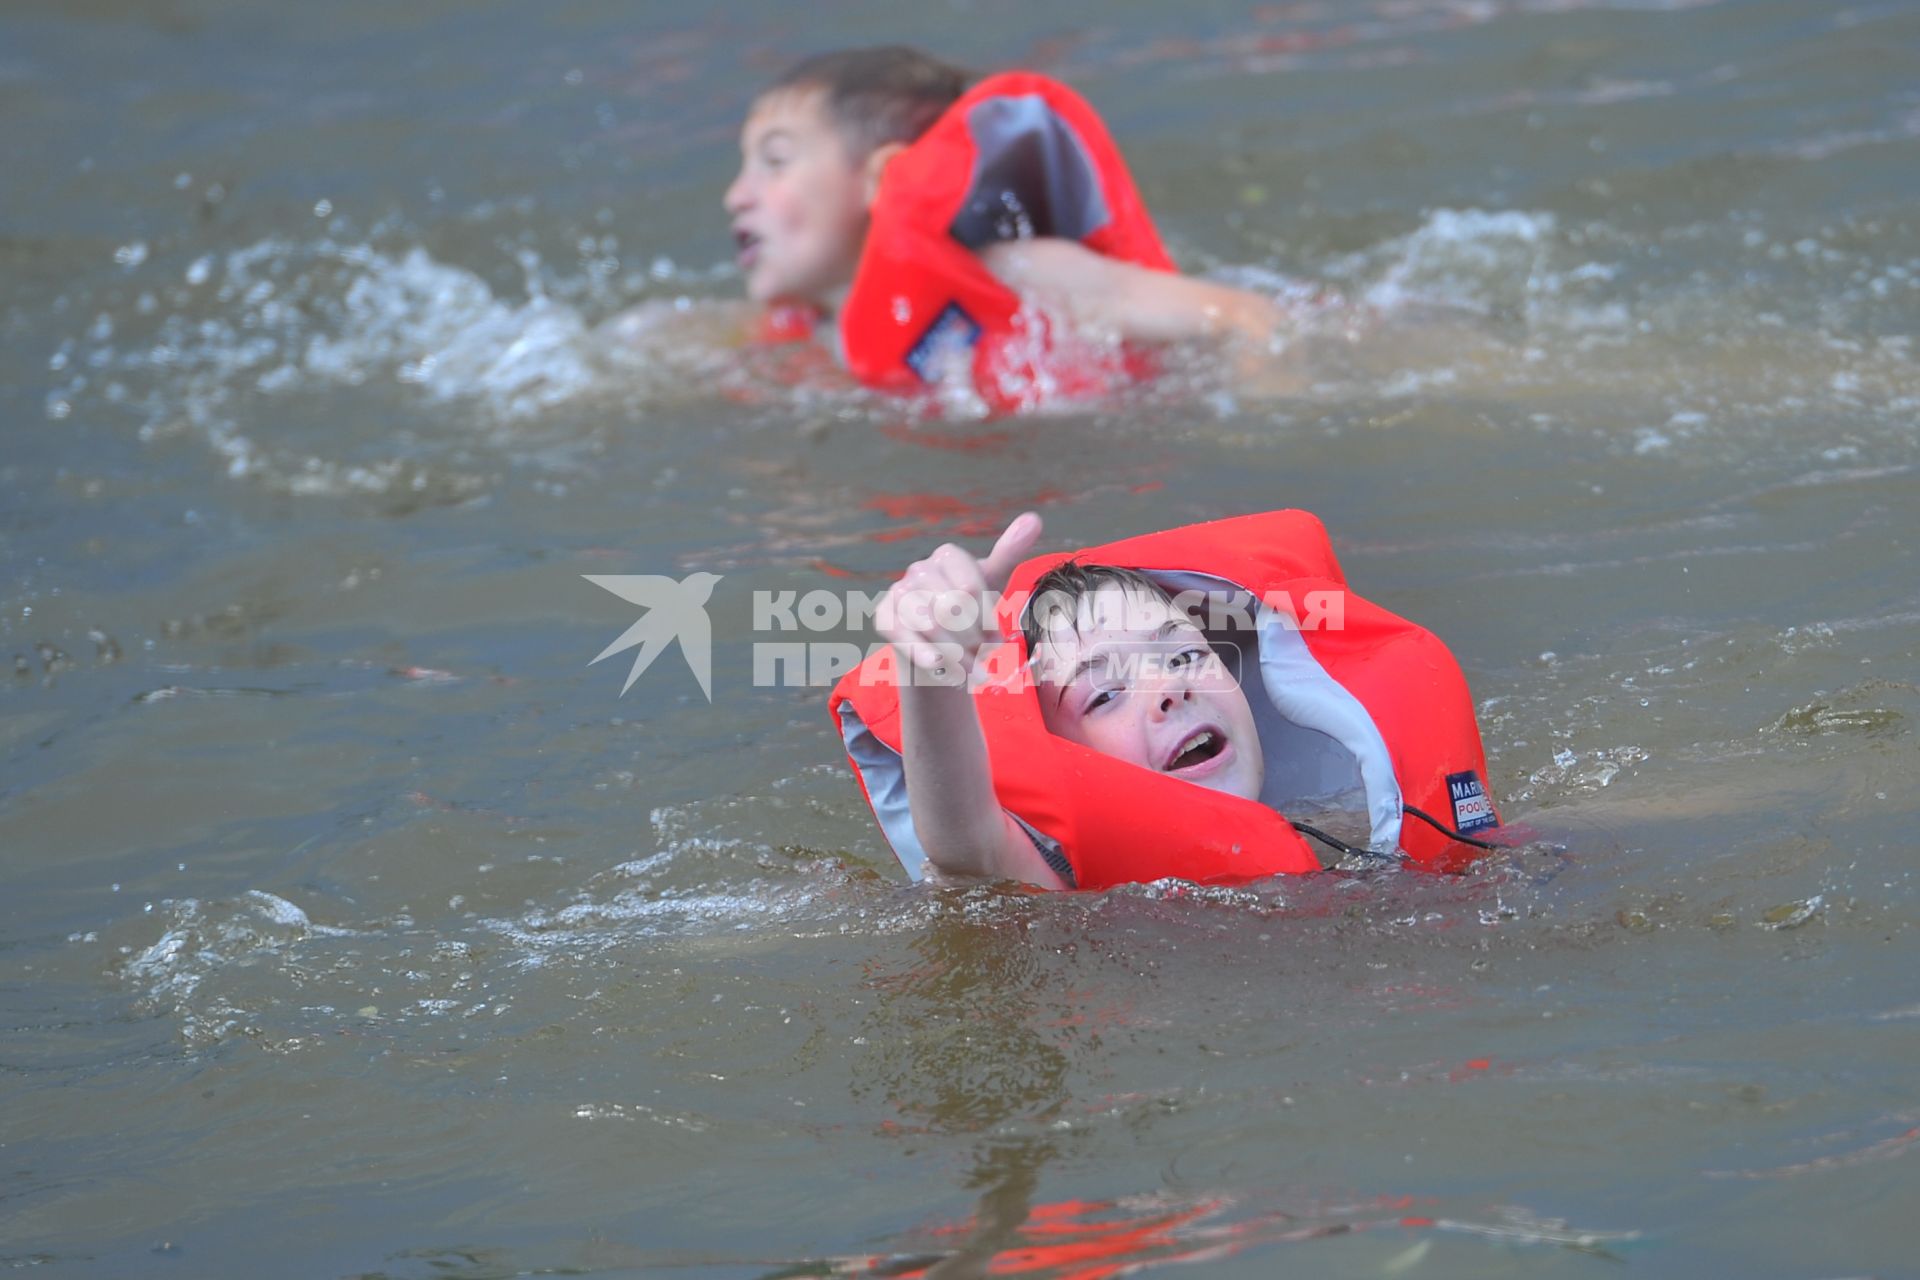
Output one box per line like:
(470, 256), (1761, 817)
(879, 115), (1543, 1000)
(876, 511), (1266, 889)
(724, 46), (1285, 364)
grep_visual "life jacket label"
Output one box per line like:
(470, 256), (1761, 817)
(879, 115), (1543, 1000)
(1446, 770), (1498, 833)
(904, 301), (982, 383)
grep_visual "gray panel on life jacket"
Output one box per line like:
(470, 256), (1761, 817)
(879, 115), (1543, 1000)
(951, 94), (1111, 249)
(836, 697), (1072, 885)
(836, 700), (930, 881)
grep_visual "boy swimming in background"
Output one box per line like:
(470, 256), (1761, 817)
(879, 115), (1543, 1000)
(876, 511), (1266, 889)
(724, 46), (1287, 376)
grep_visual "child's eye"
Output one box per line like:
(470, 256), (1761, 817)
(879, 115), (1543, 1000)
(1086, 689), (1115, 711)
(1169, 646), (1206, 670)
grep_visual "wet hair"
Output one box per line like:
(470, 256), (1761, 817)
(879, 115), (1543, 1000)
(1018, 561), (1181, 665)
(766, 46), (970, 158)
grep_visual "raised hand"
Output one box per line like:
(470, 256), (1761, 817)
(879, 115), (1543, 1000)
(877, 512), (1043, 679)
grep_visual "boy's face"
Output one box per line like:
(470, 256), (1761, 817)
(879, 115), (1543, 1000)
(1033, 584), (1266, 803)
(724, 88), (871, 306)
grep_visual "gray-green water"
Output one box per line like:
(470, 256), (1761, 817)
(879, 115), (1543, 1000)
(4, 2), (1918, 1275)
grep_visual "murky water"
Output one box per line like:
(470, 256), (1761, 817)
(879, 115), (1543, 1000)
(4, 1), (1918, 1275)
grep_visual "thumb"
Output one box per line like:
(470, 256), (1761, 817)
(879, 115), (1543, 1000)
(976, 511), (1043, 589)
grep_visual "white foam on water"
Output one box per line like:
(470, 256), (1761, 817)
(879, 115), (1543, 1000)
(1343, 208), (1560, 315)
(243, 888), (312, 928)
(54, 236), (635, 497)
(484, 883), (818, 954)
(51, 210), (1920, 485)
(478, 795), (928, 957)
(298, 245), (597, 416)
(118, 891), (361, 1046)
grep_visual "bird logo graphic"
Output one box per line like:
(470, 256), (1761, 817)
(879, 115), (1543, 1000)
(583, 572), (722, 700)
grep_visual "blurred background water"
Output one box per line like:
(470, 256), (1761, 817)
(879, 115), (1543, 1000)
(3, 1), (1917, 1275)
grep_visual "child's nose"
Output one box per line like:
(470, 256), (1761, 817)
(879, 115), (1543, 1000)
(1150, 686), (1192, 720)
(723, 170), (753, 213)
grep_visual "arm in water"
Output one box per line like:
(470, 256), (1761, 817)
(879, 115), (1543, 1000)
(979, 237), (1283, 348)
(876, 512), (1065, 889)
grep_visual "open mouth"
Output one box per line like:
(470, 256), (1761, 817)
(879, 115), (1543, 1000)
(733, 227), (761, 267)
(1164, 727), (1227, 773)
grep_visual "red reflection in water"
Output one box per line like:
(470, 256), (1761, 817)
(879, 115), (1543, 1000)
(806, 1191), (1640, 1277)
(879, 421), (1016, 454)
(861, 489), (1072, 543)
(1706, 1115), (1920, 1180)
(817, 1193), (1410, 1278)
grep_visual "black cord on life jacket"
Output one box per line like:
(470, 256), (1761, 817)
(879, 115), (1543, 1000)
(1289, 822), (1402, 863)
(1400, 804), (1504, 851)
(1293, 804), (1505, 862)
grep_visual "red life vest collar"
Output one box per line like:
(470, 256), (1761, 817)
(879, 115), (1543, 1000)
(829, 511), (1501, 889)
(758, 73), (1174, 413)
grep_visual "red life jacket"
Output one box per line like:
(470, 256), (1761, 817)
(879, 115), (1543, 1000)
(828, 511), (1501, 890)
(760, 72), (1176, 413)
